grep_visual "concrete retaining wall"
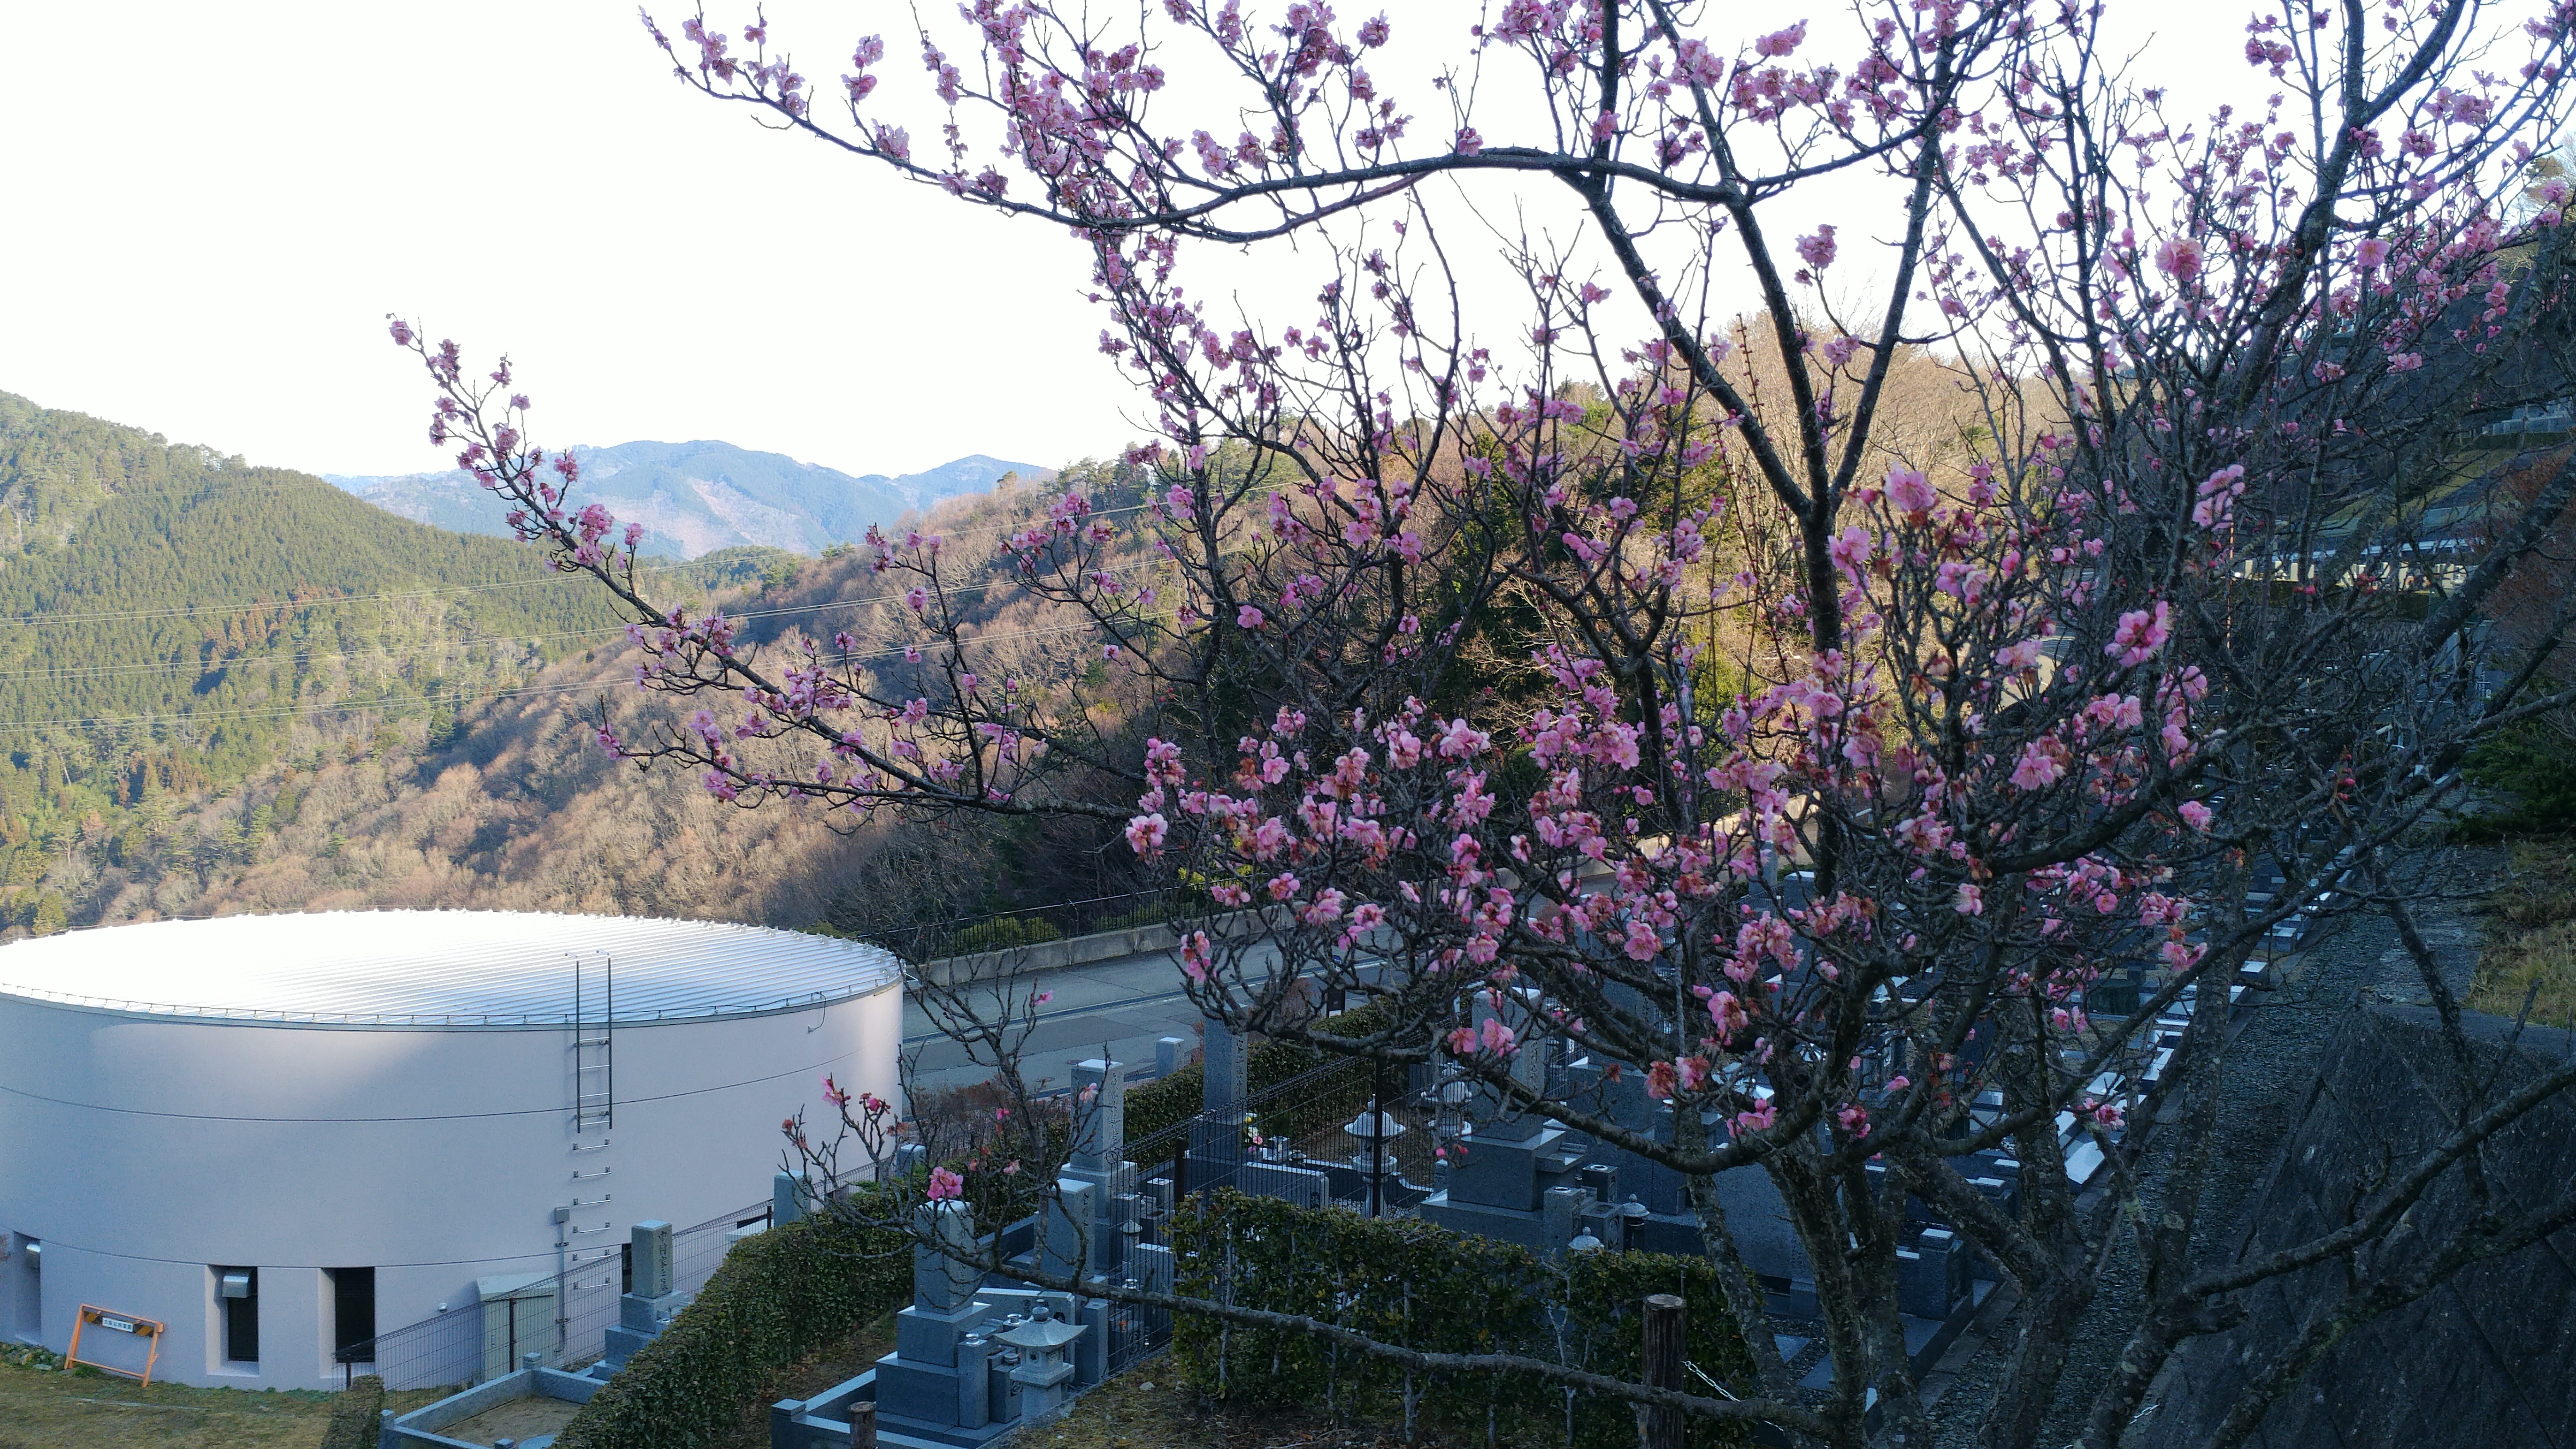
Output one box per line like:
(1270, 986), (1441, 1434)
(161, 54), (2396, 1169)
(2135, 1005), (2576, 1449)
(388, 1365), (598, 1446)
(917, 908), (1325, 984)
(919, 922), (1185, 985)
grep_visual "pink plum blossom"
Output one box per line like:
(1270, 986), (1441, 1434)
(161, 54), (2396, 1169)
(2154, 236), (2204, 282)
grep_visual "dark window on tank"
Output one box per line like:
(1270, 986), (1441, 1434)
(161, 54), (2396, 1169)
(329, 1268), (375, 1364)
(215, 1266), (258, 1365)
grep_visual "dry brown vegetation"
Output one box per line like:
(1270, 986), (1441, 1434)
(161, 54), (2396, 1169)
(48, 474), (1153, 937)
(79, 577), (900, 929)
(2472, 837), (2576, 1028)
(35, 347), (2029, 939)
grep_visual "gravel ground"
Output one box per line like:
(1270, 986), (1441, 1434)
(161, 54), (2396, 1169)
(1916, 849), (2497, 1449)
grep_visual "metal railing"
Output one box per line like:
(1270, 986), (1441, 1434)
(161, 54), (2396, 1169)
(558, 1202), (766, 1370)
(354, 1300), (482, 1393)
(847, 889), (1186, 962)
(344, 1200), (770, 1391)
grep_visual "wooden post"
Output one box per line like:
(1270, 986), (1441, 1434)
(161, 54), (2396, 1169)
(851, 1399), (880, 1449)
(1641, 1294), (1685, 1449)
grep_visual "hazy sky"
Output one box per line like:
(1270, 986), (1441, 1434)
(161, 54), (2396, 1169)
(0, 1), (2458, 482)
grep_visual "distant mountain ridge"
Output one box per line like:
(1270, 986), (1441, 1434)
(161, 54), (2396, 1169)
(328, 440), (1052, 559)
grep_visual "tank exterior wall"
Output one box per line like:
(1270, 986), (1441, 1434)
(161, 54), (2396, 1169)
(0, 981), (898, 1388)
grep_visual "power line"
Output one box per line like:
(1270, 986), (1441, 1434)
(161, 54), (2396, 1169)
(0, 627), (623, 684)
(0, 473), (1233, 641)
(0, 602), (1183, 735)
(0, 558), (1182, 686)
(0, 675), (629, 735)
(0, 492), (1185, 627)
(0, 560), (740, 629)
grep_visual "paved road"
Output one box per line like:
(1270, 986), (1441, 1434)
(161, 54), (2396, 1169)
(899, 942), (1251, 1097)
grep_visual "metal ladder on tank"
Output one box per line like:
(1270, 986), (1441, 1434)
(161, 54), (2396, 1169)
(571, 954), (614, 1132)
(563, 953), (618, 1363)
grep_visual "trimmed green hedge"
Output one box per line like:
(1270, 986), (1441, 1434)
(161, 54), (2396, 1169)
(319, 1373), (384, 1449)
(1173, 1192), (1761, 1449)
(2464, 719), (2576, 836)
(554, 1209), (910, 1449)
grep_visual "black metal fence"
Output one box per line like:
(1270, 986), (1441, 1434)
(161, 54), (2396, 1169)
(1135, 1056), (1435, 1206)
(361, 1298), (482, 1393)
(556, 1202), (765, 1372)
(350, 1199), (771, 1391)
(850, 889), (1186, 963)
(360, 1059), (1406, 1394)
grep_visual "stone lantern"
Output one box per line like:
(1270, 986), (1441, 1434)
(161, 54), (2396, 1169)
(1343, 1099), (1406, 1177)
(994, 1300), (1086, 1424)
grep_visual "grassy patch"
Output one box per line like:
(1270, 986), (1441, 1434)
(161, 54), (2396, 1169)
(707, 1311), (900, 1449)
(1030, 1359), (1435, 1449)
(2471, 838), (2576, 1028)
(0, 1357), (443, 1449)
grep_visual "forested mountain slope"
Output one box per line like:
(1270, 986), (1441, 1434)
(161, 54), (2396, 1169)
(89, 463), (1162, 937)
(0, 391), (666, 930)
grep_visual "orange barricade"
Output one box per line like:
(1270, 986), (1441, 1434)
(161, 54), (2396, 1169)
(65, 1303), (167, 1387)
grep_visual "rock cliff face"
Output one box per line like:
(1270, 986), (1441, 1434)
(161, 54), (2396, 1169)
(2135, 1006), (2576, 1449)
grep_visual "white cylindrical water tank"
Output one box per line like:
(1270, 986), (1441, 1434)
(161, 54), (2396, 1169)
(0, 911), (903, 1388)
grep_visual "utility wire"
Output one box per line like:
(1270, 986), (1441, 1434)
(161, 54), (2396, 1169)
(0, 560), (729, 628)
(0, 558), (1181, 685)
(0, 628), (618, 684)
(0, 602), (1184, 735)
(0, 496), (1175, 626)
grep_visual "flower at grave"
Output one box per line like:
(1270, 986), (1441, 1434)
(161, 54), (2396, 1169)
(927, 1167), (965, 1200)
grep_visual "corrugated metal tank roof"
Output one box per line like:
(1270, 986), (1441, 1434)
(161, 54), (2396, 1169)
(0, 910), (903, 1026)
